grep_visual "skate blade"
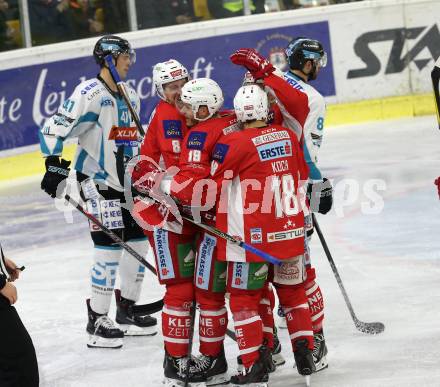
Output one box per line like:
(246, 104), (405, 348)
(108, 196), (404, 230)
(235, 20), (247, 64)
(272, 352), (286, 367)
(206, 372), (229, 386)
(313, 355), (328, 373)
(305, 375), (311, 387)
(118, 324), (157, 336)
(231, 383), (267, 387)
(162, 377), (206, 387)
(87, 335), (123, 349)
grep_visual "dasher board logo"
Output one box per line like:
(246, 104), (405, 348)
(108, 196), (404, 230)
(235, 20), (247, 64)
(257, 139), (292, 161)
(348, 24), (440, 78)
(255, 33), (293, 72)
(163, 120), (183, 139)
(108, 126), (138, 147)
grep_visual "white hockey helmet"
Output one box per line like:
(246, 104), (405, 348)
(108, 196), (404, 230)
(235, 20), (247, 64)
(153, 59), (189, 101)
(234, 84), (269, 123)
(242, 71), (264, 86)
(180, 78), (224, 121)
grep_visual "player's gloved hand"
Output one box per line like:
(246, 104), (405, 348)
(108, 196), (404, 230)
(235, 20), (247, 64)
(307, 178), (333, 215)
(130, 159), (165, 196)
(41, 156), (71, 198)
(230, 48), (275, 80)
(434, 177), (440, 199)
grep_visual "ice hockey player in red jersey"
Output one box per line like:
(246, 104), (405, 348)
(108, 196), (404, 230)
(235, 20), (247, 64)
(170, 78), (237, 386)
(208, 84), (316, 386)
(231, 44), (333, 372)
(130, 60), (204, 386)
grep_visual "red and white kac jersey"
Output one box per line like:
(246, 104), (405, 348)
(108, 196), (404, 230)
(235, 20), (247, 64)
(139, 100), (188, 169)
(171, 112), (240, 205)
(263, 73), (310, 144)
(210, 124), (309, 263)
(134, 100), (189, 232)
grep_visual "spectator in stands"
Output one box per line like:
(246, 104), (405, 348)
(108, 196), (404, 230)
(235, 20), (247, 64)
(193, 0), (213, 20)
(137, 0), (195, 30)
(0, 0), (13, 51)
(29, 0), (73, 45)
(207, 0), (264, 19)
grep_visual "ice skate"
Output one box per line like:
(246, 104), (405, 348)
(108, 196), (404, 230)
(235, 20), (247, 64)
(86, 299), (124, 349)
(230, 346), (269, 386)
(190, 347), (229, 386)
(312, 330), (328, 372)
(293, 339), (315, 386)
(162, 350), (205, 387)
(115, 289), (157, 336)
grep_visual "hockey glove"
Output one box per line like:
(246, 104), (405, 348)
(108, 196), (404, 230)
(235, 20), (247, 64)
(230, 48), (275, 80)
(307, 178), (333, 215)
(130, 159), (165, 196)
(434, 177), (440, 199)
(41, 156), (71, 198)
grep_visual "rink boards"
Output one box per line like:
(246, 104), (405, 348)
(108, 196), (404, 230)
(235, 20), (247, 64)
(0, 0), (438, 179)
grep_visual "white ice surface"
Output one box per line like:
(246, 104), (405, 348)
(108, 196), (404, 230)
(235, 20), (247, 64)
(1, 115), (440, 387)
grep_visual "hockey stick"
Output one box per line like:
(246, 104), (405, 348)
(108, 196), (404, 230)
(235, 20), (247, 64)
(312, 214), (385, 335)
(105, 54), (281, 265)
(431, 57), (440, 130)
(138, 189), (283, 266)
(64, 194), (163, 314)
(105, 55), (145, 137)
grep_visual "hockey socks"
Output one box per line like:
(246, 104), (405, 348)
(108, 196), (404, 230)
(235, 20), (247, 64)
(162, 282), (194, 357)
(199, 307), (228, 357)
(305, 267), (325, 333)
(90, 246), (121, 315)
(230, 291), (264, 369)
(276, 286), (314, 352)
(119, 239), (147, 302)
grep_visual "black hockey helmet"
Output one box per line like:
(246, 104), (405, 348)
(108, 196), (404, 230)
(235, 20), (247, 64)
(285, 37), (327, 71)
(93, 35), (136, 67)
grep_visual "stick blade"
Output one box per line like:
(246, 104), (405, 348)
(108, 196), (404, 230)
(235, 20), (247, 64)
(355, 320), (385, 335)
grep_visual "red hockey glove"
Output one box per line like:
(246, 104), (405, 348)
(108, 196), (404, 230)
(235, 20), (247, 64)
(230, 48), (275, 80)
(129, 158), (165, 195)
(435, 177), (440, 199)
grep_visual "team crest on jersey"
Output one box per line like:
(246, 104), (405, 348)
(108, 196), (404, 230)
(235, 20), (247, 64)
(187, 131), (207, 150)
(250, 228), (262, 244)
(108, 126), (138, 147)
(163, 120), (183, 139)
(212, 143), (229, 164)
(256, 140), (292, 161)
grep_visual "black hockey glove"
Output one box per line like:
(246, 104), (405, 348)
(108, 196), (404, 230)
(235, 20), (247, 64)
(41, 156), (71, 198)
(307, 177), (333, 215)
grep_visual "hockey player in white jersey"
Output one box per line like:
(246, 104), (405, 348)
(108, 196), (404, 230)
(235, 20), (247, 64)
(39, 35), (157, 348)
(278, 37), (333, 371)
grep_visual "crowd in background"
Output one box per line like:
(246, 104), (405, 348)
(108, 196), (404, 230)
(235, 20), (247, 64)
(0, 0), (364, 52)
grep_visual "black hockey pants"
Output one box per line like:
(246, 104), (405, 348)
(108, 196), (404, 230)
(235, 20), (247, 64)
(0, 295), (39, 387)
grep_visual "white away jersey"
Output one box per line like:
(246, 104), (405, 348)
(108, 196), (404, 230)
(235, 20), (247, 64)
(39, 77), (140, 191)
(283, 71), (326, 180)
